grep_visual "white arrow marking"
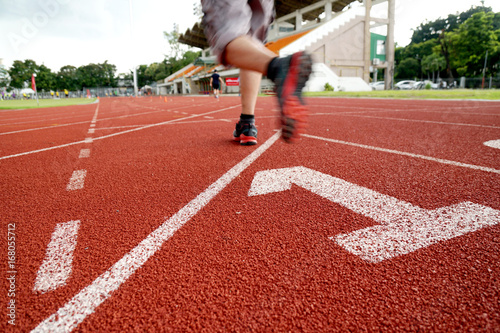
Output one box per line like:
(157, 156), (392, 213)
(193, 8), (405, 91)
(34, 220), (80, 293)
(484, 139), (500, 150)
(249, 166), (500, 263)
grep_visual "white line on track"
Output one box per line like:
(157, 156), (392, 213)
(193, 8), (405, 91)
(303, 134), (500, 174)
(0, 105), (240, 161)
(33, 220), (81, 293)
(31, 131), (281, 333)
(79, 149), (91, 159)
(66, 170), (87, 191)
(337, 114), (500, 129)
(0, 120), (92, 136)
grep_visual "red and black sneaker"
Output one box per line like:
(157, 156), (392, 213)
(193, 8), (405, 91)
(233, 121), (258, 146)
(268, 52), (313, 143)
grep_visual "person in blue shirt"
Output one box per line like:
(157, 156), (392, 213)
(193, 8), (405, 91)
(210, 69), (220, 99)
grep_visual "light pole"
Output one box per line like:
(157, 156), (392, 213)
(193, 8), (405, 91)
(129, 0), (138, 97)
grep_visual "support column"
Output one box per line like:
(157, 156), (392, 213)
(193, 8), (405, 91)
(295, 10), (302, 31)
(385, 0), (395, 89)
(363, 0), (372, 83)
(325, 1), (332, 21)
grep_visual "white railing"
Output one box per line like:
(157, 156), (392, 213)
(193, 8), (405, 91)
(280, 6), (365, 56)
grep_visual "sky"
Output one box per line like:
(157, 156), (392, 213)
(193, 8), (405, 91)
(1, 0), (499, 74)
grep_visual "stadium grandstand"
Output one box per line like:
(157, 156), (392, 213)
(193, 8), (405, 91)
(157, 0), (395, 95)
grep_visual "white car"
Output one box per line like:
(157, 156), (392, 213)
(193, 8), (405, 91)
(369, 81), (385, 91)
(395, 80), (416, 90)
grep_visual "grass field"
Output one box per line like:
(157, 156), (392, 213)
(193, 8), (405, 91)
(0, 89), (498, 110)
(0, 98), (98, 110)
(305, 89), (500, 100)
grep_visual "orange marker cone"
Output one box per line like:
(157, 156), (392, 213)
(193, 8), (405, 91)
(164, 97), (168, 103)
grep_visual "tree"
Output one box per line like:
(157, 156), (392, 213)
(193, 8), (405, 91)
(8, 59), (38, 89)
(57, 65), (79, 91)
(0, 63), (9, 89)
(448, 12), (500, 77)
(422, 53), (446, 81)
(410, 5), (493, 44)
(395, 58), (420, 80)
(164, 24), (183, 61)
(76, 61), (117, 88)
(36, 64), (57, 91)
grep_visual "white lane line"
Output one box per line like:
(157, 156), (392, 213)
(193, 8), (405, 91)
(84, 138), (93, 144)
(32, 131), (281, 333)
(66, 170), (87, 191)
(0, 120), (92, 136)
(79, 149), (90, 159)
(88, 129), (95, 134)
(91, 102), (99, 122)
(33, 220), (81, 293)
(340, 114), (500, 129)
(303, 134), (500, 175)
(0, 106), (239, 161)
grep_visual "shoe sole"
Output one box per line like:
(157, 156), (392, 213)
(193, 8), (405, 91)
(233, 134), (257, 146)
(280, 52), (312, 143)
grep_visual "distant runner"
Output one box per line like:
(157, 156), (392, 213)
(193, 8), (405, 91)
(210, 69), (220, 100)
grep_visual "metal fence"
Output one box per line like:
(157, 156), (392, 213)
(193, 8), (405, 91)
(394, 76), (500, 90)
(0, 87), (140, 100)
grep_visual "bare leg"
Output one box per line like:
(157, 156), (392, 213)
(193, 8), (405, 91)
(240, 69), (262, 115)
(225, 35), (276, 74)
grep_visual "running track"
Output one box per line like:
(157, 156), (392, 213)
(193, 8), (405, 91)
(1, 96), (499, 332)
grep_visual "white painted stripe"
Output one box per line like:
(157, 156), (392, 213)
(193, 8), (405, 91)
(484, 139), (500, 149)
(343, 114), (500, 129)
(0, 106), (239, 161)
(0, 120), (93, 136)
(34, 220), (81, 293)
(92, 102), (99, 121)
(79, 149), (90, 159)
(88, 128), (95, 134)
(31, 131), (281, 333)
(90, 124), (96, 128)
(303, 134), (500, 174)
(84, 137), (93, 144)
(66, 170), (87, 191)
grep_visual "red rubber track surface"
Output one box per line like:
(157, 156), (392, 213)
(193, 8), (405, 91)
(1, 96), (499, 332)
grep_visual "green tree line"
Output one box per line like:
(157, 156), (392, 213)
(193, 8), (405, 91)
(2, 50), (200, 92)
(395, 5), (500, 81)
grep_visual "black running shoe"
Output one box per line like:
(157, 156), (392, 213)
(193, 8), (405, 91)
(268, 51), (313, 143)
(233, 121), (258, 146)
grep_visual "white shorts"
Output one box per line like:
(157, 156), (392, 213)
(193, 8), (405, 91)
(201, 0), (274, 64)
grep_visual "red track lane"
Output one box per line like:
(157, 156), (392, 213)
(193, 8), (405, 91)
(1, 96), (499, 332)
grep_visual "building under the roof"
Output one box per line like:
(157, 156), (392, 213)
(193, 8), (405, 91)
(159, 0), (395, 94)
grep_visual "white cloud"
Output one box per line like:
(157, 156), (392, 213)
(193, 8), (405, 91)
(1, 0), (499, 73)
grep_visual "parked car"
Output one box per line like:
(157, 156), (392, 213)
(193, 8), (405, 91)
(369, 81), (385, 91)
(395, 80), (416, 90)
(414, 81), (438, 90)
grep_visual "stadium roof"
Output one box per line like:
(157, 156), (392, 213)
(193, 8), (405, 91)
(178, 0), (360, 49)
